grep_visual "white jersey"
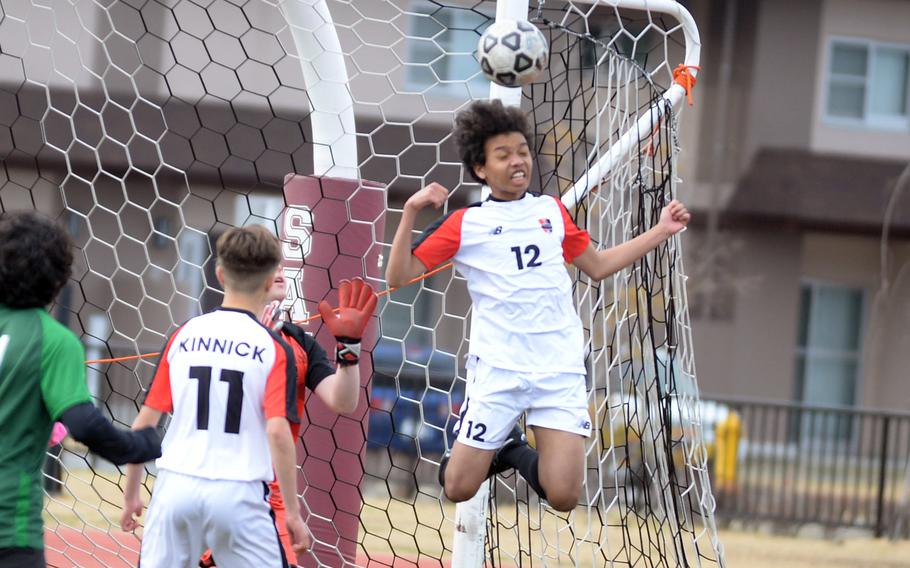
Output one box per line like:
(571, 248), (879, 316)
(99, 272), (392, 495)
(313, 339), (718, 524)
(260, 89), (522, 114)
(144, 308), (297, 482)
(413, 192), (590, 373)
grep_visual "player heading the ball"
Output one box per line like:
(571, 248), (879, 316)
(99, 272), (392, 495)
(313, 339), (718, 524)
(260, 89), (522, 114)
(386, 99), (690, 512)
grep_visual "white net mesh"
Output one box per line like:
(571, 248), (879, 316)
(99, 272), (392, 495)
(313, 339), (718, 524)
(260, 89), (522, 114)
(0, 0), (721, 566)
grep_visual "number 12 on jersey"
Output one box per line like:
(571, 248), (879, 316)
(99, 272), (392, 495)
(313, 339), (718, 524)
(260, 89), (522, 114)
(511, 244), (541, 270)
(189, 366), (244, 434)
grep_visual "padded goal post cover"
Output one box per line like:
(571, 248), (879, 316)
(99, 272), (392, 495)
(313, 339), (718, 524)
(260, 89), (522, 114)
(280, 174), (386, 567)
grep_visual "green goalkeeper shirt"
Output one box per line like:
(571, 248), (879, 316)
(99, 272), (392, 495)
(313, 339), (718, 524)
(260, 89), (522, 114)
(0, 304), (92, 550)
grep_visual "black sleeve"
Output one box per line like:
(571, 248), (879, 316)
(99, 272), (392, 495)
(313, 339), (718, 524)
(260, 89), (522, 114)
(281, 323), (335, 392)
(59, 402), (162, 465)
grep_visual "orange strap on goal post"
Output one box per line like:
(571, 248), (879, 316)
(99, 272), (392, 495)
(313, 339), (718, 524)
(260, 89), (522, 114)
(83, 262), (455, 366)
(672, 64), (700, 106)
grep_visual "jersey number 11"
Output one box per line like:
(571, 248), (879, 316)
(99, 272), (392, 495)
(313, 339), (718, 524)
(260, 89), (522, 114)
(189, 366), (244, 434)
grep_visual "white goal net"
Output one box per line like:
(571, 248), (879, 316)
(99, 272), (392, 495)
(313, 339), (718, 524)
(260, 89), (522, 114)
(0, 0), (722, 566)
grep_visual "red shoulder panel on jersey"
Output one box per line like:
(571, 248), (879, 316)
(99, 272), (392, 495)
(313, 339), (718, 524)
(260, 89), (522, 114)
(142, 325), (185, 413)
(264, 333), (299, 423)
(553, 196), (591, 262)
(412, 208), (469, 269)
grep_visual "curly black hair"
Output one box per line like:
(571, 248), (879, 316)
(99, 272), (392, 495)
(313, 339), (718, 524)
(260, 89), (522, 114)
(0, 211), (74, 309)
(454, 99), (533, 184)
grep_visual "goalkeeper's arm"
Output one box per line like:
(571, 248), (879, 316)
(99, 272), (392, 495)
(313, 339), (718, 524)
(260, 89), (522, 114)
(59, 402), (162, 465)
(312, 278), (378, 414)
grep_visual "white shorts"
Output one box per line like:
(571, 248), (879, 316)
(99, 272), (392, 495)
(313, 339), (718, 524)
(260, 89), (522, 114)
(140, 470), (287, 568)
(453, 356), (592, 450)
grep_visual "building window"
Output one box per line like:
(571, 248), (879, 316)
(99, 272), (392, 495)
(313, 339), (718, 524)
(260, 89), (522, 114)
(824, 38), (910, 129)
(406, 3), (490, 95)
(794, 282), (864, 408)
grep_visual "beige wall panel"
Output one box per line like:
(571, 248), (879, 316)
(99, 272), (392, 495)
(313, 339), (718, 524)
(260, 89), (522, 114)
(691, 228), (802, 399)
(743, 0), (821, 167)
(811, 0), (910, 159)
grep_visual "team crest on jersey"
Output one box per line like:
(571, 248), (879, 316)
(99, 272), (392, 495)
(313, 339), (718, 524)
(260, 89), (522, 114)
(538, 218), (552, 233)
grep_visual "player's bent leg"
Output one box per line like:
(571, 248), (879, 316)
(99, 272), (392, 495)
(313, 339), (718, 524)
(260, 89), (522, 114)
(203, 478), (287, 568)
(443, 356), (526, 501)
(532, 427), (585, 512)
(442, 441), (496, 502)
(524, 368), (590, 511)
(140, 470), (206, 568)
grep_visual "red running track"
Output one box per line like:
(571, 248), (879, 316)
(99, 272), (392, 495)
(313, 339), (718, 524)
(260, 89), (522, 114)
(44, 527), (453, 568)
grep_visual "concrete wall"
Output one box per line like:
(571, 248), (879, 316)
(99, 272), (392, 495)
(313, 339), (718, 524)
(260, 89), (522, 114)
(742, 0), (823, 167)
(690, 227), (803, 399)
(691, 228), (910, 412)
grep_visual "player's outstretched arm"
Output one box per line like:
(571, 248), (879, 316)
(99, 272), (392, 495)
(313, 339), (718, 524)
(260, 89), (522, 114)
(573, 199), (690, 281)
(386, 182), (448, 288)
(59, 402), (162, 466)
(119, 405), (163, 531)
(314, 278), (378, 414)
(267, 416), (312, 555)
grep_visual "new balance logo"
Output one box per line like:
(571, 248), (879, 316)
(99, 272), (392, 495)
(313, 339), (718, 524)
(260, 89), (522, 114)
(490, 226), (503, 235)
(579, 420), (592, 430)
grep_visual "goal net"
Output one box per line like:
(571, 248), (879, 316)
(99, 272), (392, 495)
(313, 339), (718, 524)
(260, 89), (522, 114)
(0, 0), (722, 566)
(482, 3), (723, 566)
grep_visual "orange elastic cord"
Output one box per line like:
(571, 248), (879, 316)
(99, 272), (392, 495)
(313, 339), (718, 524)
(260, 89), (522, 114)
(83, 262), (457, 365)
(290, 261), (454, 325)
(672, 64), (700, 106)
(85, 352), (160, 365)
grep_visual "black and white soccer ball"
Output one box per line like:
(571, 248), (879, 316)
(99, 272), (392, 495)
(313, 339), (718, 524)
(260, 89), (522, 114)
(477, 19), (548, 87)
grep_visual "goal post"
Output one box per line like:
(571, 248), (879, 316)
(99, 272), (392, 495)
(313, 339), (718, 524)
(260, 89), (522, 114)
(452, 0), (723, 568)
(560, 0), (701, 210)
(456, 1), (718, 567)
(279, 0), (359, 180)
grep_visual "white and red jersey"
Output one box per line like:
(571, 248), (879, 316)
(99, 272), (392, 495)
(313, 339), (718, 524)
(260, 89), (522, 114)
(144, 308), (298, 482)
(413, 192), (590, 374)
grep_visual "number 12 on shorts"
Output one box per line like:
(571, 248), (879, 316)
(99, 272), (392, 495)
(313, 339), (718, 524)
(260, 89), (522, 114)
(454, 399), (487, 442)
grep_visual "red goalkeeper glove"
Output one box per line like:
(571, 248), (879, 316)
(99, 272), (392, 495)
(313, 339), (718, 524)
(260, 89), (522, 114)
(317, 278), (378, 366)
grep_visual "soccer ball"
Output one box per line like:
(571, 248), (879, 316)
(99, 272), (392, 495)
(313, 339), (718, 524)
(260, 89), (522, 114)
(477, 19), (548, 87)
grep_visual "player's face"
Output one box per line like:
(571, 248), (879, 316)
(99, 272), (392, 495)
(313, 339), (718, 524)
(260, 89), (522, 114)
(474, 132), (532, 200)
(266, 267), (287, 303)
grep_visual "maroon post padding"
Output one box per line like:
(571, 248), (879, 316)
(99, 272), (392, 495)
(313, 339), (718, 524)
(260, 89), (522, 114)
(281, 174), (386, 567)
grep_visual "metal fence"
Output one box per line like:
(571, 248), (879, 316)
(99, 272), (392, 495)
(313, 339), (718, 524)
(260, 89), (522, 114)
(705, 396), (910, 537)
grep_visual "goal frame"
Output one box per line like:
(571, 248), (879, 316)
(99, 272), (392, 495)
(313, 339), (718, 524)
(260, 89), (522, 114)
(453, 1), (702, 566)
